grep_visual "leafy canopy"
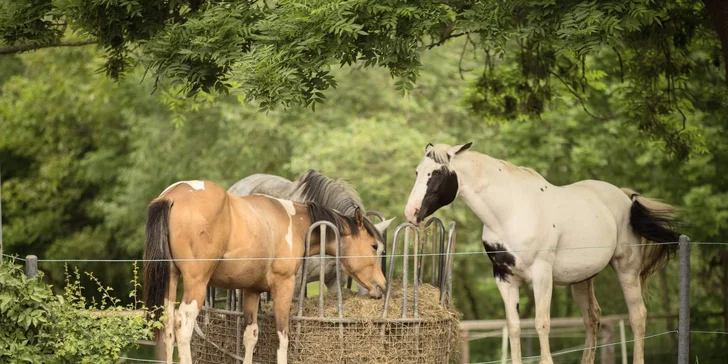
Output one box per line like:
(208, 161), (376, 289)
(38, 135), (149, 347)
(0, 0), (725, 158)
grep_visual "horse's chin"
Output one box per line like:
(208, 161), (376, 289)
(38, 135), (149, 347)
(355, 283), (383, 299)
(366, 283), (384, 299)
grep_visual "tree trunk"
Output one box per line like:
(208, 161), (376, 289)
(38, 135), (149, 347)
(703, 0), (728, 84)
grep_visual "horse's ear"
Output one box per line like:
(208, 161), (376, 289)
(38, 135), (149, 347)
(355, 206), (365, 226)
(374, 217), (396, 234)
(425, 143), (434, 153)
(447, 142), (473, 158)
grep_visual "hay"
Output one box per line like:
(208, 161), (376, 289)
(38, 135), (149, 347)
(263, 279), (459, 320)
(192, 281), (462, 364)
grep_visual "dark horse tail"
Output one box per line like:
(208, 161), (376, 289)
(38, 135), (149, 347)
(621, 188), (681, 289)
(143, 199), (173, 322)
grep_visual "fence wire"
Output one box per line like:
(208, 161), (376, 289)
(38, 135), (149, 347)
(689, 329), (728, 335)
(2, 253), (25, 261)
(0, 241), (722, 264)
(114, 329), (728, 364)
(471, 330), (676, 364)
(3, 240), (726, 364)
(119, 357), (177, 363)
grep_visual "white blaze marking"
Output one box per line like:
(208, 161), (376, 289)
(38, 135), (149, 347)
(405, 158), (440, 222)
(159, 180), (205, 197)
(273, 198), (296, 215)
(259, 195), (297, 251)
(277, 331), (289, 363)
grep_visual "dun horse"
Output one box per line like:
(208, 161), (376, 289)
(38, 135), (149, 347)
(228, 169), (394, 298)
(143, 180), (387, 364)
(403, 143), (681, 364)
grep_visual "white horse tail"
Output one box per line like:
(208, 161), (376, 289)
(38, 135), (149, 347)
(620, 187), (681, 288)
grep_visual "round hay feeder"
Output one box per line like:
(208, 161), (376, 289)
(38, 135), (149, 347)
(191, 214), (462, 364)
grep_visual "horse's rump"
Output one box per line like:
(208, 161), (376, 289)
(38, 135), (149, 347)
(620, 187), (681, 286)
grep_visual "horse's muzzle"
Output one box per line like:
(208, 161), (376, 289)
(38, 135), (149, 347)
(367, 282), (385, 299)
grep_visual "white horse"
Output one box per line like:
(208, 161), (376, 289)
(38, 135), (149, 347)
(403, 142), (680, 364)
(229, 170), (394, 299)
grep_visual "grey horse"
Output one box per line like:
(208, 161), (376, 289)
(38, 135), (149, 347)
(228, 169), (394, 300)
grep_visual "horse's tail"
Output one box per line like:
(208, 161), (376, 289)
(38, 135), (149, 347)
(621, 187), (681, 288)
(143, 198), (173, 323)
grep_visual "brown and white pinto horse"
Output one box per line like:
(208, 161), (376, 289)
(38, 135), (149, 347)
(143, 180), (386, 364)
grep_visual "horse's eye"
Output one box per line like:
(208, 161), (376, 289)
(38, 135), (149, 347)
(371, 244), (378, 251)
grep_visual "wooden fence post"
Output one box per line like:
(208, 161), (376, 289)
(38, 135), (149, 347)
(25, 255), (38, 278)
(461, 329), (469, 364)
(619, 319), (628, 364)
(601, 322), (615, 364)
(500, 325), (508, 364)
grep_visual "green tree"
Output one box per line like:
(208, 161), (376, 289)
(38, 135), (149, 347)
(1, 0), (726, 158)
(2, 27), (727, 363)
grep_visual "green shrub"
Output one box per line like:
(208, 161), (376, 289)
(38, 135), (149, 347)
(0, 258), (162, 363)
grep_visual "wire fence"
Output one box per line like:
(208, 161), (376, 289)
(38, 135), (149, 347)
(2, 238), (727, 364)
(2, 241), (726, 264)
(116, 329), (728, 364)
(119, 357), (177, 363)
(467, 328), (728, 364)
(472, 330), (678, 364)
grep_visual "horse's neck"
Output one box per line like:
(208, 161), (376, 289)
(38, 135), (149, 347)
(306, 230), (337, 256)
(454, 153), (545, 234)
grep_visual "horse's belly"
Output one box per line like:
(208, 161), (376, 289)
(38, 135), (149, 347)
(550, 227), (616, 285)
(551, 251), (612, 285)
(209, 261), (269, 290)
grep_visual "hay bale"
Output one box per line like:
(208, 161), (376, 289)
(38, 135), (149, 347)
(192, 281), (462, 364)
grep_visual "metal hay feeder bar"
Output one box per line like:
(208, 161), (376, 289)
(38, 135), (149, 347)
(192, 213), (460, 364)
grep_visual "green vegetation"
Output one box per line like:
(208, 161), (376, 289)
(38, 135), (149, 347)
(0, 259), (160, 363)
(1, 0), (727, 362)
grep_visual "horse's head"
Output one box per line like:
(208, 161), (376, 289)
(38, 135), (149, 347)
(404, 142), (473, 225)
(338, 207), (393, 299)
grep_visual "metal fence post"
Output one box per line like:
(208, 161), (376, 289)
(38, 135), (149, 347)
(678, 235), (690, 364)
(0, 163), (3, 258)
(25, 255), (38, 278)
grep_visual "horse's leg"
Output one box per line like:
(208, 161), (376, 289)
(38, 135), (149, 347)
(571, 278), (601, 364)
(495, 278), (522, 364)
(271, 277), (296, 364)
(156, 269), (179, 363)
(611, 248), (646, 364)
(242, 290), (261, 364)
(531, 262), (554, 364)
(175, 282), (206, 364)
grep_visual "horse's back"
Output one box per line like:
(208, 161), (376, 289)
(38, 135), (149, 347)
(565, 180), (632, 222)
(228, 174), (293, 197)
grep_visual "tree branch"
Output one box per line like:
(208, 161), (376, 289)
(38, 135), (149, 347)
(425, 31), (471, 49)
(0, 40), (97, 56)
(549, 71), (612, 121)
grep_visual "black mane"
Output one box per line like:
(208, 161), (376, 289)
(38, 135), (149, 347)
(306, 202), (383, 242)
